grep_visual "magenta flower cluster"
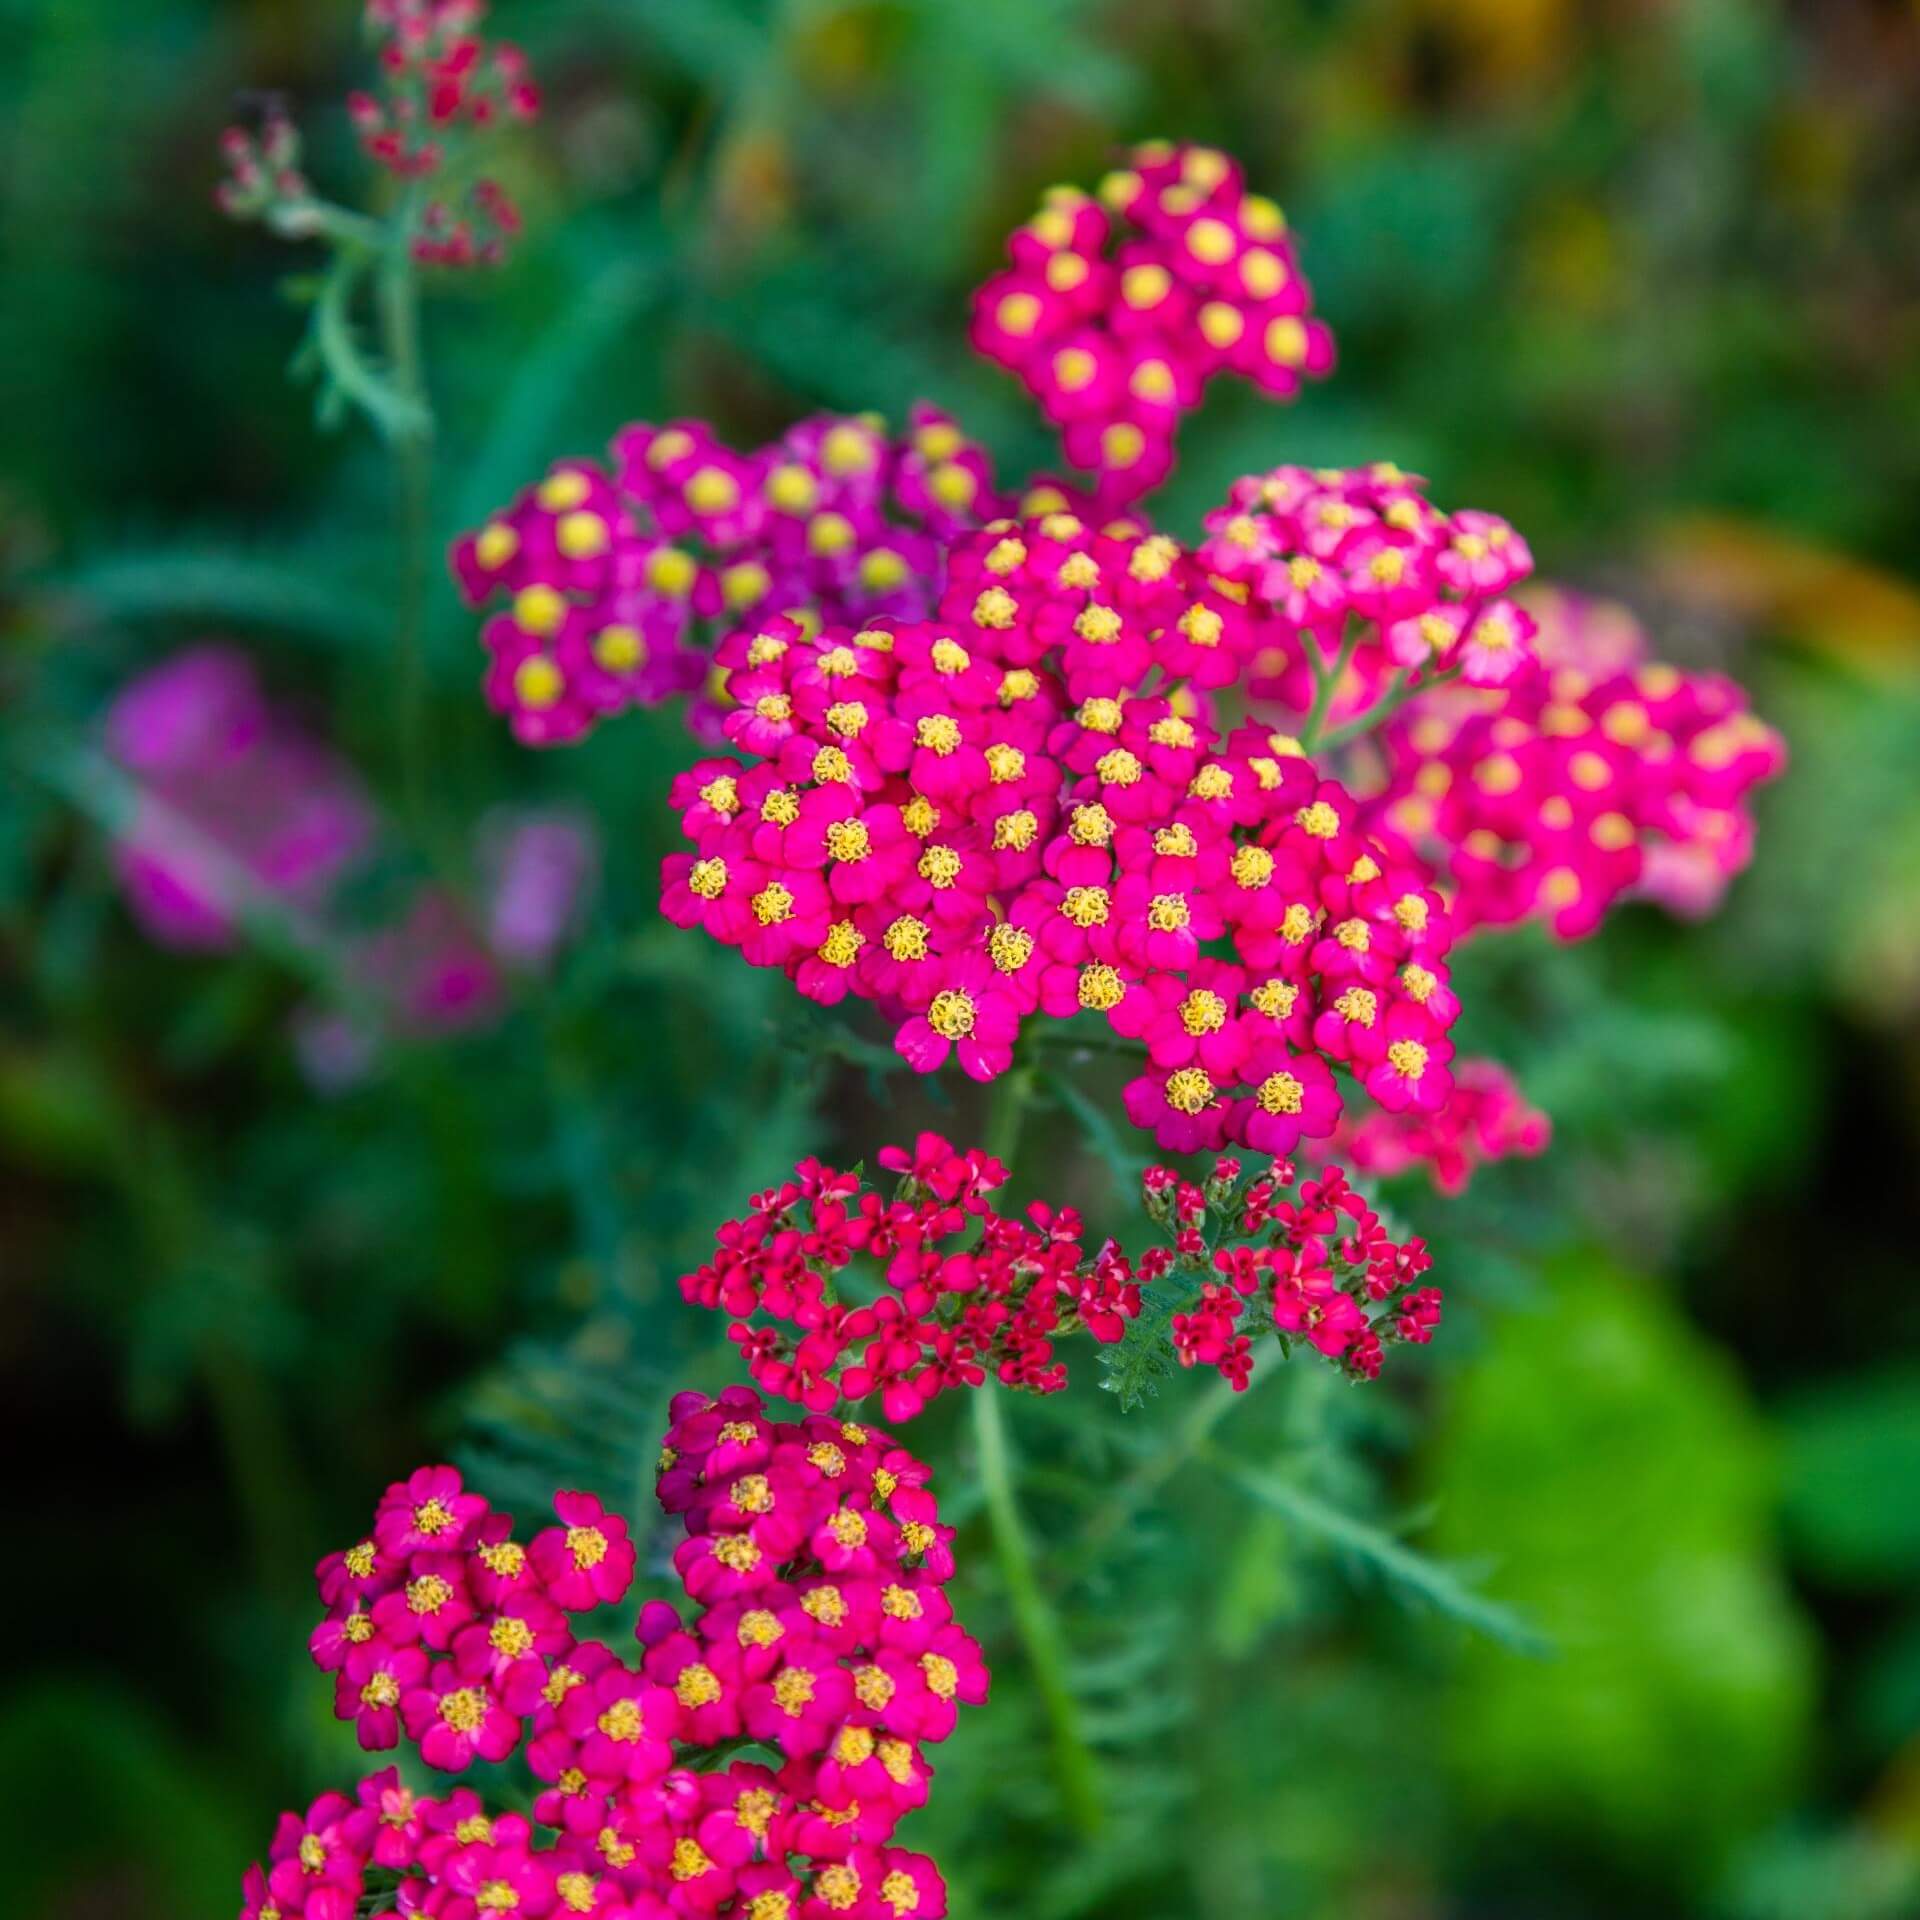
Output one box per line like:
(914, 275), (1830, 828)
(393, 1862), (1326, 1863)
(1199, 460), (1542, 698)
(249, 1391), (980, 1919)
(102, 645), (374, 951)
(661, 508), (1461, 1155)
(971, 140), (1334, 504)
(1356, 587), (1787, 938)
(681, 1132), (1142, 1421)
(1142, 1156), (1437, 1388)
(104, 647), (595, 1073)
(1317, 1058), (1550, 1196)
(452, 410), (1021, 746)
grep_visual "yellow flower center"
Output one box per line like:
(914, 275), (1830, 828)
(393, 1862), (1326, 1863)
(751, 884), (794, 927)
(489, 1615), (535, 1659)
(1164, 1068), (1216, 1115)
(772, 1668), (816, 1716)
(883, 916), (930, 962)
(1387, 1038), (1429, 1079)
(927, 989), (977, 1039)
(973, 587), (1018, 629)
(1257, 1071), (1304, 1115)
(1061, 886), (1111, 928)
(915, 714), (961, 756)
(439, 1687), (488, 1734)
(675, 1663), (723, 1708)
(826, 819), (871, 864)
(818, 922), (864, 968)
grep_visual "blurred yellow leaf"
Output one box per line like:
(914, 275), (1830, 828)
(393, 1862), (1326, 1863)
(1650, 514), (1920, 679)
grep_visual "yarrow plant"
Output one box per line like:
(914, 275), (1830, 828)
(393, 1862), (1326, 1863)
(206, 102), (1791, 1909)
(244, 1390), (980, 1919)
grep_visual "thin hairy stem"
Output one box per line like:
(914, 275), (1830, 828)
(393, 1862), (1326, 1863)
(377, 187), (436, 843)
(972, 1059), (1105, 1834)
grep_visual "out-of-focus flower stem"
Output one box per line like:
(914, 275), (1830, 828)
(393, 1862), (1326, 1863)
(377, 184), (435, 846)
(1299, 624), (1360, 751)
(1318, 662), (1466, 754)
(972, 1055), (1105, 1836)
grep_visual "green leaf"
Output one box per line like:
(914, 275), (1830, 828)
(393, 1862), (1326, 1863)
(1428, 1257), (1816, 1874)
(1207, 1448), (1553, 1655)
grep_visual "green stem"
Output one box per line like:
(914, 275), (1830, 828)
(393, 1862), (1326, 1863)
(1298, 624), (1361, 752)
(1316, 662), (1465, 754)
(376, 191), (436, 843)
(1064, 1335), (1283, 1576)
(972, 1061), (1104, 1835)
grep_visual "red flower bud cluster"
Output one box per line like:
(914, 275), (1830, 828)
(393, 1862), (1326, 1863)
(972, 140), (1334, 504)
(1140, 1156), (1436, 1387)
(245, 1386), (979, 1919)
(679, 1133), (1143, 1421)
(218, 1), (538, 269)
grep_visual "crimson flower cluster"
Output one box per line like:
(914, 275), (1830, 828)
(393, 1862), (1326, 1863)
(662, 509), (1461, 1153)
(452, 410), (1019, 746)
(1318, 1058), (1550, 1196)
(246, 1389), (980, 1920)
(1198, 460), (1543, 698)
(1355, 587), (1787, 938)
(218, 2), (538, 268)
(1143, 1156), (1437, 1388)
(971, 140), (1333, 504)
(351, 0), (540, 266)
(680, 1133), (1142, 1420)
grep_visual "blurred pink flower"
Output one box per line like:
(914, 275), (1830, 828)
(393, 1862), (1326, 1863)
(103, 645), (373, 949)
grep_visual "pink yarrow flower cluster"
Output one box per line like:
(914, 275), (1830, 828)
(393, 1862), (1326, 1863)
(680, 1132), (1143, 1420)
(452, 410), (1013, 746)
(1357, 588), (1787, 938)
(1317, 1058), (1550, 1196)
(663, 509), (1461, 1152)
(972, 141), (1333, 505)
(102, 645), (374, 950)
(1142, 1156), (1437, 1388)
(1199, 460), (1543, 708)
(250, 1391), (978, 1919)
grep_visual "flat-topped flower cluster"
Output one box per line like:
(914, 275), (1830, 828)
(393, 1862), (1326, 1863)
(1144, 1156), (1438, 1387)
(451, 409), (1019, 746)
(1355, 586), (1786, 937)
(1200, 461), (1540, 696)
(971, 139), (1334, 503)
(663, 507), (1464, 1154)
(244, 1392), (980, 1919)
(680, 1133), (1143, 1420)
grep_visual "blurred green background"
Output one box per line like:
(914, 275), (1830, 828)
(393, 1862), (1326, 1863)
(4, 1), (1920, 1916)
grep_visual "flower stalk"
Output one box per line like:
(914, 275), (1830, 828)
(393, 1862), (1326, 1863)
(973, 1057), (1106, 1836)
